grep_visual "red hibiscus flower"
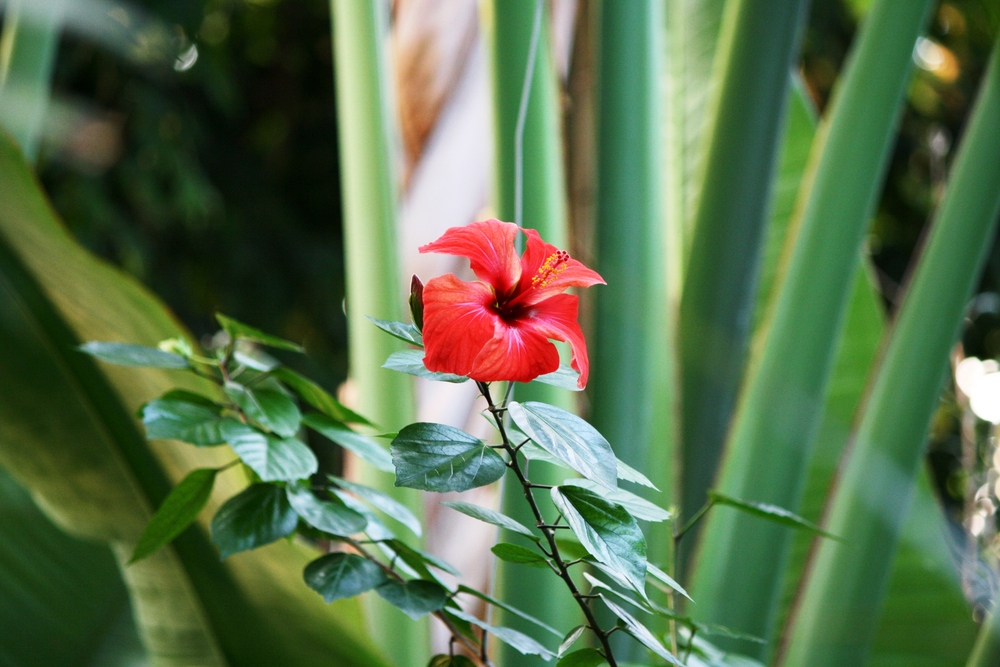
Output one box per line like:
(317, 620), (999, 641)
(418, 219), (604, 388)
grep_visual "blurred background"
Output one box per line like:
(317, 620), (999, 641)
(4, 0), (1000, 664)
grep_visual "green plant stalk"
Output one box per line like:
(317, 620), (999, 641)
(0, 0), (61, 163)
(687, 0), (934, 656)
(663, 0), (726, 270)
(781, 35), (1000, 667)
(329, 2), (423, 665)
(588, 1), (673, 658)
(967, 610), (1000, 667)
(676, 0), (809, 548)
(485, 2), (580, 664)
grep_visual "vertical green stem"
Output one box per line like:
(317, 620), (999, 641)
(687, 0), (934, 657)
(330, 2), (423, 664)
(782, 34), (1000, 667)
(0, 0), (61, 162)
(486, 2), (580, 664)
(589, 0), (672, 658)
(967, 610), (1000, 667)
(676, 0), (809, 552)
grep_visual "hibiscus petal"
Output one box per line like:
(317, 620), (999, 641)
(419, 220), (521, 296)
(470, 322), (560, 384)
(421, 274), (498, 377)
(524, 294), (591, 389)
(512, 228), (605, 307)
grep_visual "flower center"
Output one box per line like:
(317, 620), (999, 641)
(530, 251), (569, 289)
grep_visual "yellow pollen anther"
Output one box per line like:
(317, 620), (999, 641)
(531, 251), (570, 288)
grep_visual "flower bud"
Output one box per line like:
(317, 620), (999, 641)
(409, 275), (424, 331)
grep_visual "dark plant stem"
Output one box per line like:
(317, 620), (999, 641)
(477, 382), (619, 666)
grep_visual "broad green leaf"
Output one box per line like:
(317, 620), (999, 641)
(331, 476), (421, 537)
(303, 553), (387, 603)
(367, 316), (423, 346)
(141, 390), (226, 446)
(441, 500), (537, 539)
(509, 402), (617, 490)
(79, 341), (189, 369)
(391, 423), (506, 492)
(599, 595), (680, 665)
(130, 468), (219, 563)
(557, 648), (607, 667)
(456, 584), (562, 638)
(233, 346), (281, 372)
(271, 366), (374, 426)
(708, 492), (838, 540)
(0, 129), (385, 666)
(215, 313), (304, 352)
(563, 479), (671, 523)
(383, 349), (468, 383)
(304, 413), (393, 472)
(646, 563), (692, 603)
(519, 432), (662, 492)
(783, 33), (1000, 667)
(557, 626), (586, 657)
(551, 486), (646, 592)
(0, 467), (138, 666)
(491, 543), (548, 568)
(223, 381), (301, 438)
(286, 482), (367, 537)
(210, 483), (298, 559)
(533, 365), (583, 392)
(375, 579), (449, 620)
(447, 609), (555, 659)
(221, 420), (318, 482)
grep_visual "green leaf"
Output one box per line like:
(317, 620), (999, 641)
(384, 539), (460, 576)
(221, 420), (318, 482)
(491, 542), (548, 568)
(333, 490), (396, 541)
(215, 313), (304, 352)
(646, 562), (692, 602)
(440, 500), (537, 539)
(708, 491), (838, 540)
(286, 482), (367, 537)
(271, 366), (374, 426)
(210, 483), (299, 559)
(599, 595), (681, 665)
(456, 584), (562, 638)
(551, 486), (646, 592)
(557, 648), (608, 667)
(141, 390), (227, 446)
(375, 579), (449, 620)
(130, 467), (219, 563)
(428, 655), (476, 667)
(562, 479), (671, 523)
(391, 423), (506, 492)
(447, 609), (555, 659)
(330, 476), (421, 537)
(367, 316), (423, 346)
(223, 381), (301, 438)
(79, 341), (190, 369)
(533, 364), (583, 392)
(304, 413), (393, 473)
(508, 401), (617, 490)
(616, 459), (657, 490)
(557, 625), (587, 657)
(233, 346), (281, 372)
(383, 349), (468, 383)
(303, 552), (387, 603)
